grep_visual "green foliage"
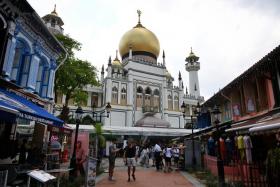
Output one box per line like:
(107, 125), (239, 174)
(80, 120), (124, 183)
(55, 58), (98, 100)
(82, 115), (94, 125)
(55, 34), (81, 59)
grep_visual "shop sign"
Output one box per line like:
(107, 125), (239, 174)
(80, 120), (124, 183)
(19, 113), (53, 125)
(86, 157), (97, 187)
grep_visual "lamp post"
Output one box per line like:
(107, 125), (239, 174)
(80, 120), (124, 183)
(211, 105), (225, 187)
(92, 102), (111, 159)
(181, 101), (201, 170)
(69, 106), (84, 178)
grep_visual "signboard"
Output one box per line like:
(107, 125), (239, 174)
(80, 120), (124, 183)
(86, 157), (97, 187)
(27, 170), (56, 183)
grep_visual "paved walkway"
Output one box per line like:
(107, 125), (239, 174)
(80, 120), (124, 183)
(97, 169), (194, 187)
(96, 159), (205, 187)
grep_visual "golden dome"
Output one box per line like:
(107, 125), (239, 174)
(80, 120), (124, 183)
(112, 51), (122, 68)
(119, 11), (160, 59)
(166, 70), (173, 80)
(112, 59), (122, 68)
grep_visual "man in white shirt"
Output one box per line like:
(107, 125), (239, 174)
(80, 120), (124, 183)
(154, 142), (162, 171)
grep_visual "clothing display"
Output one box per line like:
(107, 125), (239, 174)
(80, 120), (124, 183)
(243, 135), (253, 164)
(225, 137), (233, 163)
(219, 138), (226, 161)
(207, 136), (215, 156)
(237, 135), (245, 161)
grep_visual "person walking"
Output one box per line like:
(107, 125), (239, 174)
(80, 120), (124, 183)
(154, 142), (162, 171)
(172, 144), (180, 168)
(108, 140), (120, 181)
(163, 144), (172, 172)
(124, 141), (137, 182)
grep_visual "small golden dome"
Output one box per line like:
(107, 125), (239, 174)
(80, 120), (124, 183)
(166, 70), (173, 80)
(112, 50), (122, 68)
(119, 11), (160, 59)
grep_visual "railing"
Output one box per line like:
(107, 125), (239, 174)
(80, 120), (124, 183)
(142, 106), (159, 113)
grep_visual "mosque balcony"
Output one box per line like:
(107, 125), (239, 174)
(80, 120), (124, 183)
(185, 61), (200, 71)
(184, 94), (204, 102)
(142, 105), (159, 114)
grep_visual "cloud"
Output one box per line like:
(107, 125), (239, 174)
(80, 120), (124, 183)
(27, 0), (280, 100)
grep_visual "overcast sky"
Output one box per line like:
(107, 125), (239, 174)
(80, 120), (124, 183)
(27, 0), (280, 100)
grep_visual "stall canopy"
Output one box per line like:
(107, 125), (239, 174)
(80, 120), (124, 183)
(0, 88), (63, 127)
(68, 124), (197, 137)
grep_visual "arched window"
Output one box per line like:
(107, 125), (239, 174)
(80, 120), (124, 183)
(11, 39), (31, 87)
(35, 58), (50, 97)
(153, 89), (160, 112)
(112, 86), (118, 104)
(144, 87), (151, 106)
(121, 87), (127, 105)
(174, 95), (179, 111)
(136, 86), (143, 107)
(168, 94), (173, 110)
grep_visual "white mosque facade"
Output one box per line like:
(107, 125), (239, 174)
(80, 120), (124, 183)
(43, 9), (204, 136)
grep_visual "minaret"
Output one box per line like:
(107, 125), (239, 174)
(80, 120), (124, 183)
(107, 56), (112, 78)
(185, 47), (200, 97)
(162, 50), (166, 67)
(101, 65), (104, 82)
(178, 71), (183, 89)
(42, 5), (64, 35)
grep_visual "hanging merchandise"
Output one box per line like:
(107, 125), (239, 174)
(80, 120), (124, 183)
(225, 137), (233, 164)
(219, 137), (226, 161)
(207, 136), (215, 156)
(243, 135), (253, 164)
(237, 135), (245, 161)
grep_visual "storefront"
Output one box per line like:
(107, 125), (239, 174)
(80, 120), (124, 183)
(0, 87), (65, 177)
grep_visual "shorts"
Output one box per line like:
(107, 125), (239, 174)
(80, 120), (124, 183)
(165, 157), (171, 163)
(109, 158), (115, 168)
(174, 157), (179, 163)
(127, 158), (136, 167)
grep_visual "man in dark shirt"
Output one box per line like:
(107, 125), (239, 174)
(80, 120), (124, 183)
(108, 140), (120, 181)
(123, 141), (137, 182)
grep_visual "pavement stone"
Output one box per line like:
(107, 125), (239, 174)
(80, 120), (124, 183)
(96, 158), (204, 187)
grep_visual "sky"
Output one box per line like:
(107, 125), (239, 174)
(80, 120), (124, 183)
(27, 0), (280, 100)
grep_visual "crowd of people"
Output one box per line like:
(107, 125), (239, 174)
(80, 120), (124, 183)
(108, 140), (185, 181)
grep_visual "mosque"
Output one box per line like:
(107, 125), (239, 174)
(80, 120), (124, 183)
(43, 8), (205, 137)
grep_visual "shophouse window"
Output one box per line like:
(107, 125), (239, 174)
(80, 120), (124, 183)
(11, 39), (31, 87)
(35, 58), (50, 97)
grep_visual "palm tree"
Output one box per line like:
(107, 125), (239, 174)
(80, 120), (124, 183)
(93, 123), (106, 173)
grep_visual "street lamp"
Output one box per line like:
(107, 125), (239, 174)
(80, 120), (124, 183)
(69, 106), (84, 178)
(92, 102), (111, 121)
(211, 105), (225, 187)
(91, 102), (111, 159)
(181, 101), (201, 170)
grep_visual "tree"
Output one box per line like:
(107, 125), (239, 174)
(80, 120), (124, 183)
(55, 34), (99, 121)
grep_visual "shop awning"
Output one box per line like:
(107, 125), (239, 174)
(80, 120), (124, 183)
(0, 88), (63, 126)
(249, 118), (280, 134)
(67, 124), (197, 137)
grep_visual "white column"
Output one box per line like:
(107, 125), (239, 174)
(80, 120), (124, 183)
(189, 71), (200, 98)
(126, 72), (133, 127)
(105, 78), (112, 104)
(87, 91), (92, 107)
(117, 82), (121, 105)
